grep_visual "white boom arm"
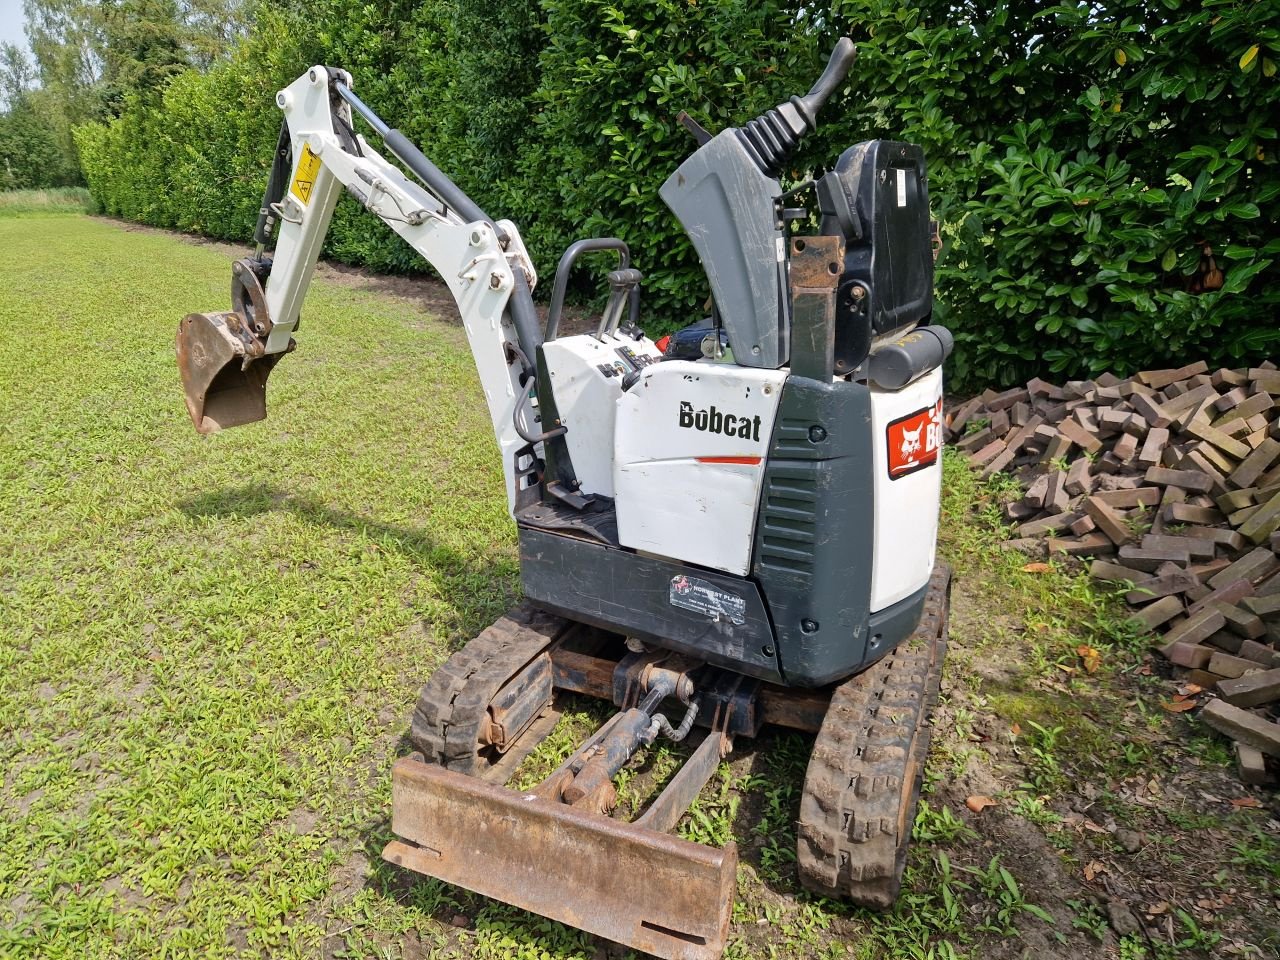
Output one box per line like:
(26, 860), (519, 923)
(262, 66), (538, 512)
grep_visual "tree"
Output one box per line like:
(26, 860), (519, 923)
(0, 43), (38, 110)
(99, 0), (189, 110)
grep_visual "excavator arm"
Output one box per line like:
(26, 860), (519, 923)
(177, 65), (541, 511)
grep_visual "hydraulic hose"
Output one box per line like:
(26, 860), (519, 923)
(648, 701), (700, 744)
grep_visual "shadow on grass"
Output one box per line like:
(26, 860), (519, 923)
(178, 484), (520, 643)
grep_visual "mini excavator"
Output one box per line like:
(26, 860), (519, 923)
(176, 40), (953, 959)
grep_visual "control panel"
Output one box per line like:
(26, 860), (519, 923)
(597, 345), (659, 379)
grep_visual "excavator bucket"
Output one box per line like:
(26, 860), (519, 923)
(384, 758), (737, 960)
(176, 311), (280, 434)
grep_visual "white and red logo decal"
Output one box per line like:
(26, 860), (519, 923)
(886, 398), (943, 479)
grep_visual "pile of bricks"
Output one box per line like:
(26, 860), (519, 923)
(949, 360), (1280, 785)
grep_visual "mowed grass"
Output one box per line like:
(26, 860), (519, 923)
(4, 215), (1269, 960)
(0, 215), (519, 957)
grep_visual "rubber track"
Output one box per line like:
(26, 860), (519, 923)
(796, 564), (951, 908)
(409, 603), (570, 776)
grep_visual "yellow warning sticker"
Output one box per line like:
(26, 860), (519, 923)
(290, 144), (321, 204)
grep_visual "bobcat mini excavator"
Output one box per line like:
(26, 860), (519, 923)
(176, 40), (953, 959)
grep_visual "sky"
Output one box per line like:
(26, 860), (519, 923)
(0, 0), (30, 56)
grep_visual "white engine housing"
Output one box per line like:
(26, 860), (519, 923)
(868, 368), (944, 612)
(613, 360), (787, 575)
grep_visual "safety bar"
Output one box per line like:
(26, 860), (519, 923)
(545, 238), (641, 341)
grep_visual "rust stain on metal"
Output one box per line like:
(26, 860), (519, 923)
(387, 758), (737, 960)
(788, 235), (844, 289)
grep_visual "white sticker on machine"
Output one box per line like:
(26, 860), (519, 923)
(669, 575), (746, 625)
(896, 167), (907, 207)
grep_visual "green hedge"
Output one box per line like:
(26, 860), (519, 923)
(76, 0), (1280, 389)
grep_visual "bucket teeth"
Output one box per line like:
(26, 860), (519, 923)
(176, 311), (279, 434)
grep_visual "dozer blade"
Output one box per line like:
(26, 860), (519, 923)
(176, 311), (279, 434)
(384, 758), (737, 960)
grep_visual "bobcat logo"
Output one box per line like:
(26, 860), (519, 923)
(887, 398), (944, 479)
(899, 424), (923, 459)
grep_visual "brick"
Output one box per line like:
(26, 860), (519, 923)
(1174, 396), (1222, 433)
(1213, 368), (1250, 389)
(1206, 629), (1244, 654)
(1163, 382), (1219, 417)
(1235, 743), (1272, 786)
(1228, 440), (1280, 491)
(1250, 371), (1280, 395)
(1128, 595), (1185, 632)
(1026, 377), (1062, 399)
(1166, 503), (1225, 525)
(1097, 408), (1130, 434)
(1208, 547), (1280, 590)
(1186, 668), (1225, 688)
(1214, 387), (1249, 412)
(1217, 487), (1258, 512)
(1207, 651), (1265, 679)
(1130, 392), (1171, 427)
(1041, 433), (1072, 463)
(1119, 544), (1190, 571)
(1178, 525), (1245, 551)
(947, 397), (985, 436)
(1017, 512), (1076, 537)
(1218, 390), (1274, 423)
(1047, 533), (1114, 557)
(981, 446), (1017, 477)
(1064, 457), (1093, 496)
(1213, 670), (1280, 711)
(1073, 407), (1098, 434)
(1125, 571), (1200, 605)
(1090, 559), (1145, 582)
(957, 426), (994, 452)
(1188, 557), (1233, 580)
(1113, 432), (1140, 463)
(1085, 496), (1133, 545)
(1022, 474), (1049, 508)
(1141, 534), (1217, 560)
(1003, 415), (1045, 457)
(1193, 440), (1238, 475)
(1137, 367), (1182, 388)
(1216, 415), (1254, 438)
(1238, 489), (1280, 544)
(1000, 537), (1045, 556)
(1187, 419), (1251, 460)
(1229, 504), (1260, 527)
(1057, 418), (1102, 454)
(986, 386), (1031, 411)
(1121, 413), (1148, 438)
(1200, 699), (1280, 757)
(1182, 450), (1229, 495)
(1069, 514), (1097, 536)
(1162, 607), (1226, 648)
(1188, 578), (1254, 614)
(969, 439), (1007, 467)
(1044, 470), (1071, 513)
(1163, 642), (1214, 669)
(1242, 594), (1280, 619)
(1239, 639), (1280, 667)
(1209, 602), (1267, 640)
(1095, 488), (1161, 509)
(1144, 467), (1214, 493)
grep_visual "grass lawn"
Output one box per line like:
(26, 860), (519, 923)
(2, 214), (1276, 960)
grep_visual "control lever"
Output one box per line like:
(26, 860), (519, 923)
(595, 268), (643, 341)
(737, 38), (857, 177)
